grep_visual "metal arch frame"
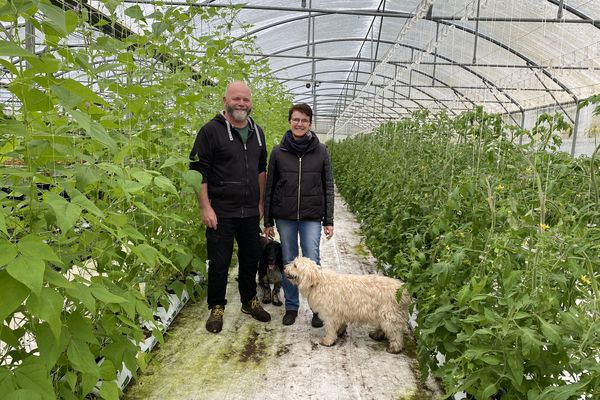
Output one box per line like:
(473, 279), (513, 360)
(281, 66), (455, 114)
(220, 4), (587, 121)
(144, 2), (598, 106)
(254, 37), (508, 110)
(298, 94), (468, 119)
(290, 83), (440, 119)
(289, 80), (410, 119)
(432, 19), (576, 122)
(294, 91), (406, 121)
(283, 66), (473, 116)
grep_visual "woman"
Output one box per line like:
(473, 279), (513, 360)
(264, 103), (334, 326)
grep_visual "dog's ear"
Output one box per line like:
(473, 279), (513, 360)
(296, 257), (320, 290)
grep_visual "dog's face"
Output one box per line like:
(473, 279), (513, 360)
(264, 241), (282, 272)
(284, 256), (321, 290)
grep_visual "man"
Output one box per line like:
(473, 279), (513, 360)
(189, 81), (271, 333)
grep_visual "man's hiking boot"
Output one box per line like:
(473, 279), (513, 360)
(311, 312), (324, 328)
(205, 305), (225, 333)
(282, 310), (298, 325)
(241, 296), (271, 322)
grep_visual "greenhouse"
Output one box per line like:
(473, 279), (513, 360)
(0, 0), (599, 399)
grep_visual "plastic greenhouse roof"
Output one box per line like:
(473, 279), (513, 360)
(183, 0), (600, 136)
(2, 0), (600, 138)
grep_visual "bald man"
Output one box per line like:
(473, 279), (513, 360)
(190, 81), (271, 333)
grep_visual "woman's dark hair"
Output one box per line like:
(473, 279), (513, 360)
(288, 103), (313, 123)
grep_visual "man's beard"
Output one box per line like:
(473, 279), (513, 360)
(225, 105), (251, 122)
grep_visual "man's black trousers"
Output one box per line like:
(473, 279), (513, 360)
(205, 216), (261, 309)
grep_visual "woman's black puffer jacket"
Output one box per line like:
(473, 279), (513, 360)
(264, 131), (334, 227)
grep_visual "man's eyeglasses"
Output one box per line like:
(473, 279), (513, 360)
(291, 118), (310, 124)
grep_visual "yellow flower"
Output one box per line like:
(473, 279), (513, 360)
(539, 223), (550, 231)
(580, 275), (591, 285)
(496, 184), (504, 192)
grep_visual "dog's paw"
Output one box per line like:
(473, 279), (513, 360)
(368, 329), (386, 341)
(319, 337), (337, 347)
(261, 297), (271, 304)
(272, 299), (283, 306)
(386, 345), (403, 354)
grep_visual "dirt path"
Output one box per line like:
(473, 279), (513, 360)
(124, 191), (439, 400)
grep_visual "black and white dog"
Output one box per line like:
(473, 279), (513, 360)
(258, 237), (284, 305)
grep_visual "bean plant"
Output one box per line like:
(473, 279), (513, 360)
(332, 106), (599, 399)
(0, 1), (291, 399)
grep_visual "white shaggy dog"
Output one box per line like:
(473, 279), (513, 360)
(284, 256), (410, 354)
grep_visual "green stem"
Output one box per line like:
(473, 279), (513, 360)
(590, 143), (600, 204)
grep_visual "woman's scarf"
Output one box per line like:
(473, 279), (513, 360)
(282, 130), (314, 156)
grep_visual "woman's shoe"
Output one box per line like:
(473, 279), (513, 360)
(311, 313), (323, 328)
(282, 310), (298, 325)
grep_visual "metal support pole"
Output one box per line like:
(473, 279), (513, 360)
(472, 0), (481, 64)
(571, 102), (581, 156)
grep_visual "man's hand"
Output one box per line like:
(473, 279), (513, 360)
(264, 226), (275, 240)
(201, 205), (218, 230)
(323, 225), (334, 239)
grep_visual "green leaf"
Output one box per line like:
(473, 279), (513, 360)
(507, 351), (524, 386)
(14, 357), (55, 399)
(38, 2), (70, 37)
(0, 205), (7, 237)
(68, 109), (117, 152)
(520, 327), (543, 358)
(67, 339), (100, 376)
(51, 79), (109, 109)
(8, 84), (53, 112)
(182, 170), (202, 192)
(81, 372), (99, 396)
(0, 40), (35, 58)
(123, 179), (146, 193)
(0, 366), (16, 394)
(26, 287), (63, 340)
(98, 359), (116, 381)
(0, 119), (28, 137)
(132, 201), (160, 220)
(66, 311), (99, 345)
(159, 156), (187, 170)
(98, 380), (120, 400)
(538, 317), (562, 346)
(5, 390), (42, 400)
(34, 322), (69, 372)
(90, 285), (127, 304)
(7, 255), (45, 296)
(131, 170), (154, 186)
(65, 282), (96, 313)
(481, 383), (497, 399)
(1, 324), (20, 348)
(152, 21), (168, 36)
(539, 380), (589, 400)
(154, 175), (178, 196)
(124, 5), (145, 20)
(17, 234), (63, 265)
(26, 54), (61, 74)
(560, 310), (582, 333)
(118, 225), (146, 241)
(69, 190), (105, 218)
(132, 243), (160, 268)
(44, 192), (82, 236)
(0, 238), (18, 266)
(0, 270), (30, 322)
(44, 269), (74, 289)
